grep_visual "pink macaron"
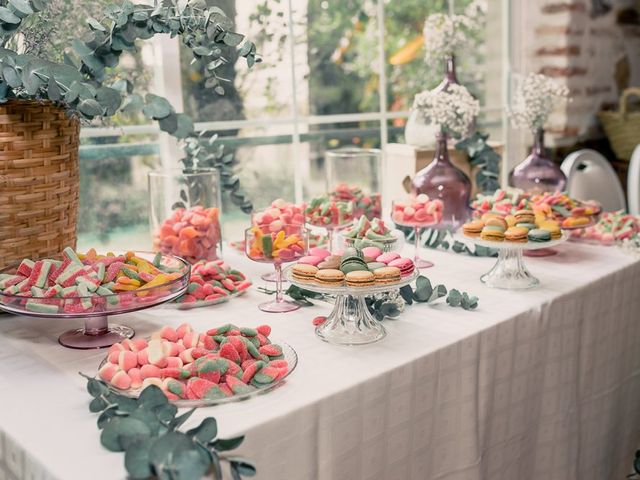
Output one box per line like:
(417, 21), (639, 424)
(376, 252), (401, 264)
(388, 257), (415, 276)
(362, 246), (382, 259)
(309, 247), (331, 259)
(298, 255), (323, 266)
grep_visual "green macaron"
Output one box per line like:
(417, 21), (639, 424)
(528, 228), (551, 242)
(516, 222), (537, 231)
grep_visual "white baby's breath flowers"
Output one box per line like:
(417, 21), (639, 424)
(413, 83), (479, 138)
(423, 0), (487, 64)
(508, 73), (570, 132)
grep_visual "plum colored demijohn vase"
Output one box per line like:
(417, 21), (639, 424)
(411, 132), (472, 230)
(509, 128), (567, 194)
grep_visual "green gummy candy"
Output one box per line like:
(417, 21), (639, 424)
(249, 337), (260, 348)
(244, 339), (262, 360)
(167, 380), (184, 395)
(122, 268), (141, 282)
(187, 282), (200, 294)
(203, 384), (226, 400)
(213, 335), (226, 344)
(261, 235), (273, 258)
(197, 358), (228, 375)
(152, 252), (162, 267)
(230, 382), (254, 395)
(240, 327), (257, 337)
(252, 372), (276, 384)
(25, 300), (59, 314)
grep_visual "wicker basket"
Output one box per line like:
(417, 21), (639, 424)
(598, 87), (640, 161)
(0, 100), (80, 270)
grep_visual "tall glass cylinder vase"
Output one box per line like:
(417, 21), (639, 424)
(509, 128), (567, 194)
(411, 132), (472, 230)
(405, 56), (459, 147)
(149, 168), (222, 264)
(325, 148), (383, 220)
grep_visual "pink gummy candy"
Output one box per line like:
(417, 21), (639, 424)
(111, 371), (132, 390)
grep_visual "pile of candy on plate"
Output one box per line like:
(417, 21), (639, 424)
(305, 196), (355, 228)
(341, 216), (396, 250)
(570, 211), (640, 245)
(463, 210), (561, 244)
(291, 246), (415, 288)
(99, 323), (290, 401)
(173, 259), (251, 307)
(0, 248), (184, 314)
(246, 227), (305, 262)
(329, 183), (381, 220)
(391, 194), (444, 227)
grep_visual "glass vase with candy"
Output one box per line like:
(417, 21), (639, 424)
(391, 194), (444, 268)
(251, 199), (306, 282)
(245, 224), (308, 313)
(305, 197), (354, 252)
(148, 169), (222, 264)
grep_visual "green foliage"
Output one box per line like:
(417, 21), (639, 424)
(400, 275), (479, 310)
(398, 226), (497, 257)
(0, 0), (260, 211)
(82, 374), (254, 480)
(455, 132), (501, 194)
(445, 288), (478, 310)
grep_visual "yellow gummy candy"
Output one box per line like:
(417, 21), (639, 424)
(273, 230), (286, 248)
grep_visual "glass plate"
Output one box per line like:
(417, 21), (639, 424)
(458, 231), (569, 251)
(98, 341), (297, 407)
(170, 288), (250, 310)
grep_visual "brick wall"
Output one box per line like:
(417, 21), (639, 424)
(520, 0), (640, 145)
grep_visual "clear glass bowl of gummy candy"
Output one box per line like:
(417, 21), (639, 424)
(0, 251), (190, 350)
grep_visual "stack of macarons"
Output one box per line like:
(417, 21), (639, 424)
(290, 246), (415, 288)
(462, 209), (561, 244)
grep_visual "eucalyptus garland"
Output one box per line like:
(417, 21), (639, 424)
(455, 131), (501, 195)
(0, 0), (258, 211)
(83, 374), (255, 480)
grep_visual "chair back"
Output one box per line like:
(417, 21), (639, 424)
(560, 149), (626, 212)
(628, 145), (640, 215)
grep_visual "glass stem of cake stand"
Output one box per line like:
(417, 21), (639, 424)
(85, 315), (109, 335)
(274, 262), (284, 304)
(326, 227), (334, 252)
(413, 226), (434, 269)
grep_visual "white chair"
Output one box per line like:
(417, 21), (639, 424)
(628, 145), (640, 215)
(561, 149), (627, 212)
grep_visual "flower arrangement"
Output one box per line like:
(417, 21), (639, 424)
(412, 83), (479, 138)
(508, 73), (570, 132)
(423, 0), (487, 64)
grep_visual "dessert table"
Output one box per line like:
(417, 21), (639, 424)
(1, 242), (640, 480)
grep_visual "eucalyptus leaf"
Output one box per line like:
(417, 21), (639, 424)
(173, 113), (194, 139)
(89, 396), (108, 413)
(0, 7), (20, 24)
(158, 112), (178, 133)
(2, 66), (20, 88)
(8, 0), (33, 16)
(138, 385), (168, 409)
(186, 417), (218, 443)
(96, 86), (122, 116)
(168, 408), (195, 431)
(213, 435), (245, 451)
(143, 93), (172, 119)
(171, 448), (209, 480)
(78, 98), (103, 117)
(87, 17), (106, 32)
(124, 439), (153, 480)
(228, 458), (257, 476)
(100, 417), (152, 452)
(97, 407), (118, 429)
(47, 73), (61, 101)
(148, 431), (194, 466)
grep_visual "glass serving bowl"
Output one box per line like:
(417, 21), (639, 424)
(98, 341), (298, 407)
(0, 251), (190, 349)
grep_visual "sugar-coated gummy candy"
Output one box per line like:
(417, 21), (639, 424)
(118, 351), (138, 372)
(165, 357), (183, 369)
(226, 376), (254, 395)
(99, 363), (119, 382)
(111, 371), (132, 390)
(219, 343), (241, 364)
(159, 326), (178, 342)
(312, 316), (327, 326)
(129, 368), (143, 389)
(256, 324), (271, 336)
(259, 344), (283, 357)
(140, 364), (162, 379)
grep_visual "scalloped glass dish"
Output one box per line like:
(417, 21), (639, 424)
(98, 341), (298, 407)
(284, 265), (419, 346)
(171, 288), (250, 310)
(0, 252), (190, 349)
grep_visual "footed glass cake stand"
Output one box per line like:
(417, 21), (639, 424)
(0, 252), (189, 349)
(459, 232), (568, 289)
(285, 266), (419, 345)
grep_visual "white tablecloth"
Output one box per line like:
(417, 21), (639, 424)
(1, 243), (640, 480)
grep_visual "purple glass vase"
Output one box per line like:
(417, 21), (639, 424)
(509, 128), (567, 193)
(434, 55), (458, 92)
(411, 132), (472, 230)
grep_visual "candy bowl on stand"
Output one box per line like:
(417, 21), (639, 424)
(252, 199), (306, 282)
(339, 216), (402, 254)
(305, 197), (354, 252)
(0, 251), (190, 349)
(391, 196), (443, 269)
(458, 231), (568, 289)
(245, 224), (308, 313)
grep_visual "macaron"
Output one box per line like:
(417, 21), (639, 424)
(462, 220), (484, 237)
(528, 228), (551, 242)
(361, 246), (382, 259)
(342, 247), (363, 259)
(314, 269), (345, 286)
(376, 252), (401, 264)
(298, 255), (323, 266)
(505, 215), (517, 227)
(515, 222), (537, 231)
(366, 261), (387, 270)
(339, 255), (368, 274)
(481, 211), (503, 222)
(388, 258), (414, 276)
(345, 270), (375, 287)
(514, 209), (535, 224)
(485, 216), (508, 230)
(317, 255), (341, 269)
(480, 225), (505, 241)
(309, 247), (331, 259)
(504, 226), (529, 243)
(373, 266), (401, 285)
(538, 220), (561, 239)
(292, 264), (319, 282)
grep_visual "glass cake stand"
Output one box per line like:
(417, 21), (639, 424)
(458, 231), (568, 289)
(98, 341), (297, 407)
(0, 252), (190, 349)
(284, 266), (419, 346)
